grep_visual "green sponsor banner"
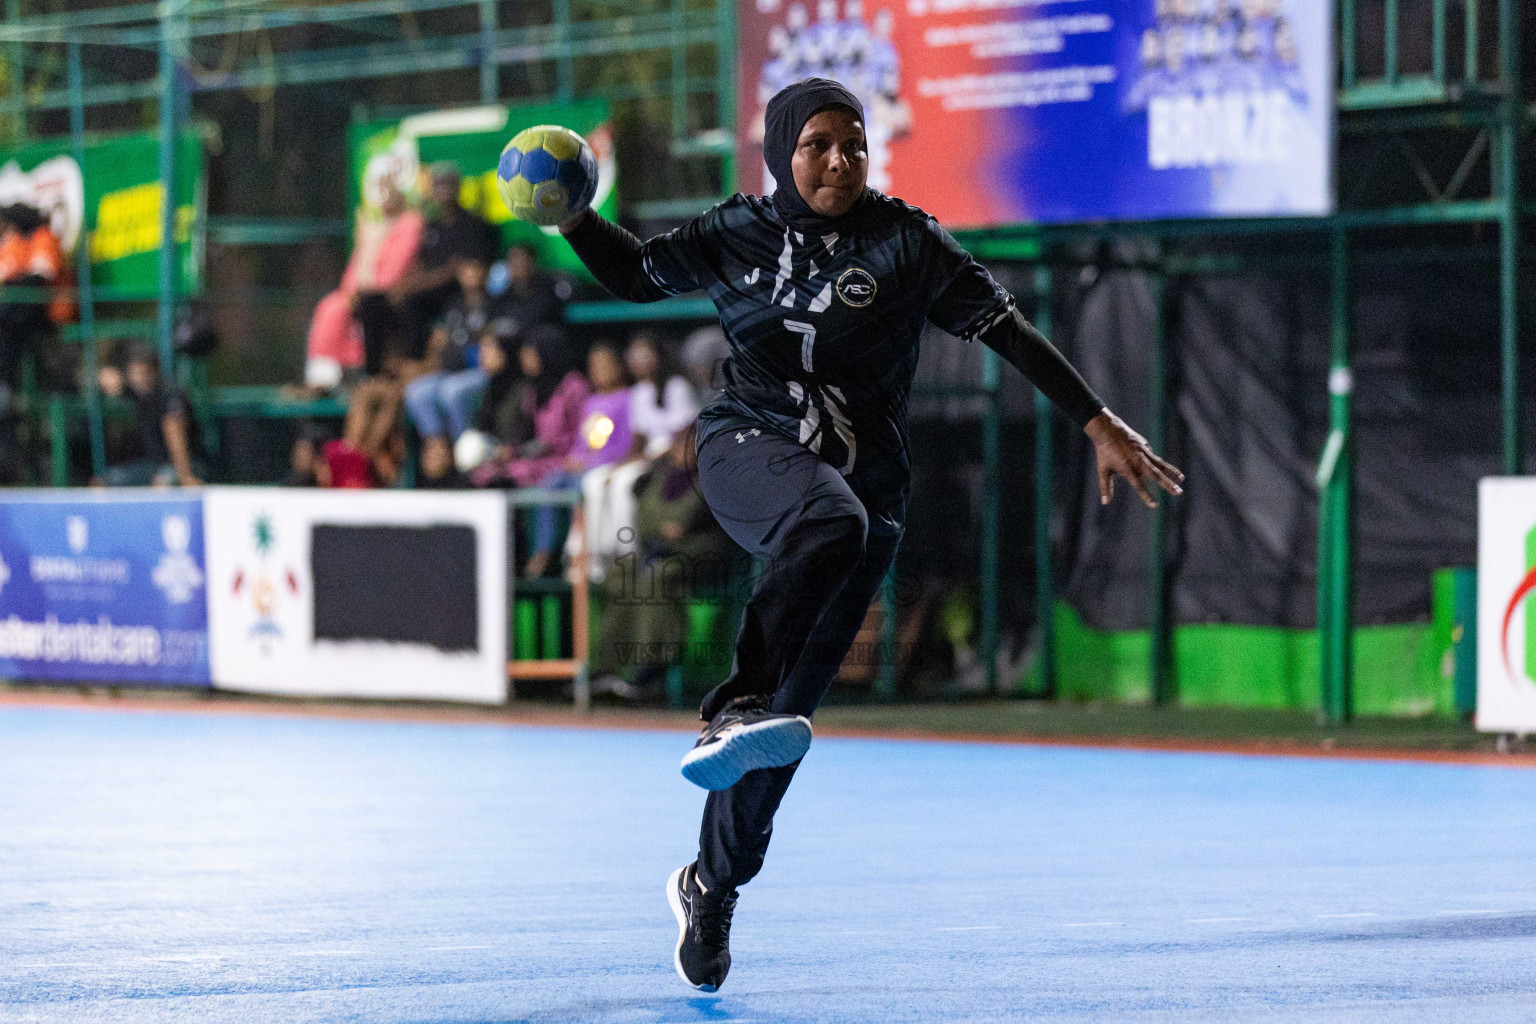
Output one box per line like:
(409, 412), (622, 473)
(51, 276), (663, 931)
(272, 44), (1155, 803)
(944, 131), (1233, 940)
(0, 130), (203, 298)
(346, 100), (616, 275)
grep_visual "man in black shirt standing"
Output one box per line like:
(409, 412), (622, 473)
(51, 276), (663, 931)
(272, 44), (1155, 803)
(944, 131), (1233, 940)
(560, 79), (1183, 992)
(355, 163), (500, 372)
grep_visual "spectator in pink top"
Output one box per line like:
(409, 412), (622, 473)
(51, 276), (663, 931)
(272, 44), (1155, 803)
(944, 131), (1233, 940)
(522, 341), (633, 578)
(303, 178), (423, 389)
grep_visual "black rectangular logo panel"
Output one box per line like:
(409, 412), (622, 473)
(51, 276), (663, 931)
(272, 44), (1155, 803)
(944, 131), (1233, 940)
(311, 524), (479, 652)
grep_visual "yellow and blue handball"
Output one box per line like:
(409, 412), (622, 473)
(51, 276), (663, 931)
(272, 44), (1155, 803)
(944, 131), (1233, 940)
(497, 125), (598, 227)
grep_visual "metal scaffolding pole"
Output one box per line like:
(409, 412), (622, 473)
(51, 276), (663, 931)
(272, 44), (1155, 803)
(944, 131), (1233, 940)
(1148, 270), (1173, 705)
(1497, 0), (1522, 475)
(981, 337), (1001, 694)
(1033, 262), (1056, 698)
(551, 0), (574, 105)
(478, 0), (496, 104)
(877, 569), (898, 699)
(155, 2), (183, 376)
(717, 0), (736, 187)
(68, 41), (105, 478)
(1318, 227), (1354, 724)
(671, 0), (687, 142)
(5, 0), (22, 143)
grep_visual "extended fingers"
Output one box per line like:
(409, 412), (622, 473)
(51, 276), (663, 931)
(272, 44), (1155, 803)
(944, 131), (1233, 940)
(1125, 463), (1157, 508)
(1142, 454), (1183, 496)
(1148, 450), (1185, 484)
(1128, 440), (1183, 495)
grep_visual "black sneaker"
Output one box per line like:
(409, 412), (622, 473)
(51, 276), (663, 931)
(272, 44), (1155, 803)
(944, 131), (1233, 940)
(667, 861), (738, 991)
(680, 695), (813, 791)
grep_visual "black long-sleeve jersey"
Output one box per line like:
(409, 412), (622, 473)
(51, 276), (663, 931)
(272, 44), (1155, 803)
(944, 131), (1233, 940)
(565, 191), (1103, 531)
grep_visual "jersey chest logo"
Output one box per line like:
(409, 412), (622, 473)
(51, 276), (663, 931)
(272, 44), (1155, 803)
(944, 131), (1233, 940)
(836, 267), (877, 308)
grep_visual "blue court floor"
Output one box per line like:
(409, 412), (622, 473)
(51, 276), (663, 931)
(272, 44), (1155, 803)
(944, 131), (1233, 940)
(3, 705), (1536, 1023)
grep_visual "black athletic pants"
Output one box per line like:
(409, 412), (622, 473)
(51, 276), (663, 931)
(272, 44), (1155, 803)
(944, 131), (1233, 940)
(692, 416), (902, 892)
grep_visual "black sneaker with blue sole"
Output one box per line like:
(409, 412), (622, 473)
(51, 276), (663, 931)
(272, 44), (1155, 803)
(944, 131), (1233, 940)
(667, 861), (737, 991)
(680, 695), (813, 791)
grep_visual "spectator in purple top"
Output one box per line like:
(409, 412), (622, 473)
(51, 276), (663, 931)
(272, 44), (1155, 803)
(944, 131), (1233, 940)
(522, 341), (632, 578)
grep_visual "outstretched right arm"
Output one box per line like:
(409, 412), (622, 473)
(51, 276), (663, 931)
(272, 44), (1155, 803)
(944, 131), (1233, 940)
(558, 209), (672, 303)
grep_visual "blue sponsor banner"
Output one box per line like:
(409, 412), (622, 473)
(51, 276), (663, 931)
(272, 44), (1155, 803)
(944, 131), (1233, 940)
(0, 491), (209, 685)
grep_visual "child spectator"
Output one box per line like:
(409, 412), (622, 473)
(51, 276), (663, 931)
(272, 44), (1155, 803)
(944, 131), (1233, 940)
(521, 341), (632, 578)
(404, 256), (496, 484)
(97, 344), (203, 487)
(577, 332), (700, 577)
(304, 177), (423, 389)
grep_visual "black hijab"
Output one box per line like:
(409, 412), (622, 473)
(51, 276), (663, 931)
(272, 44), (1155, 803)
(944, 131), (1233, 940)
(522, 324), (576, 407)
(763, 78), (868, 233)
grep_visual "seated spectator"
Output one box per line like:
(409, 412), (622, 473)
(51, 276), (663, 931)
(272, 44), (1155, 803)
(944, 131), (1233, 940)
(627, 332), (700, 459)
(304, 177), (423, 389)
(522, 341), (632, 578)
(0, 203), (65, 389)
(496, 242), (567, 341)
(319, 363), (411, 488)
(589, 423), (730, 700)
(462, 322), (572, 459)
(577, 332), (700, 577)
(404, 256), (496, 484)
(354, 163), (497, 373)
(97, 344), (203, 487)
(468, 330), (530, 453)
(469, 327), (588, 491)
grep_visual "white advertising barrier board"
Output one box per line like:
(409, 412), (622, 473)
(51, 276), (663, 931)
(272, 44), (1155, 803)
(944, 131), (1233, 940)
(204, 487), (508, 703)
(1477, 477), (1536, 733)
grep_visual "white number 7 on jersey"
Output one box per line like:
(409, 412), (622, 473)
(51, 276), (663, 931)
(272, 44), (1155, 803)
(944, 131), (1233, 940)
(785, 320), (816, 372)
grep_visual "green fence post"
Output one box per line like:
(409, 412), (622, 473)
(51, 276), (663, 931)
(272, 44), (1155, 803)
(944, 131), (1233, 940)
(877, 567), (898, 700)
(981, 338), (1001, 695)
(48, 397), (66, 487)
(1148, 270), (1173, 705)
(4, 0), (22, 145)
(1497, 0), (1521, 475)
(479, 0), (497, 104)
(1319, 228), (1354, 724)
(1432, 0), (1447, 85)
(671, 0), (688, 143)
(1341, 0), (1357, 90)
(1033, 262), (1056, 698)
(1384, 0), (1399, 85)
(156, 1), (182, 377)
(1465, 0), (1479, 86)
(717, 0), (737, 190)
(68, 40), (106, 478)
(552, 0), (574, 105)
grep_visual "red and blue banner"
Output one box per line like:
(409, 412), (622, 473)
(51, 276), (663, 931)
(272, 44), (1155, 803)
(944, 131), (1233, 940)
(736, 0), (1333, 228)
